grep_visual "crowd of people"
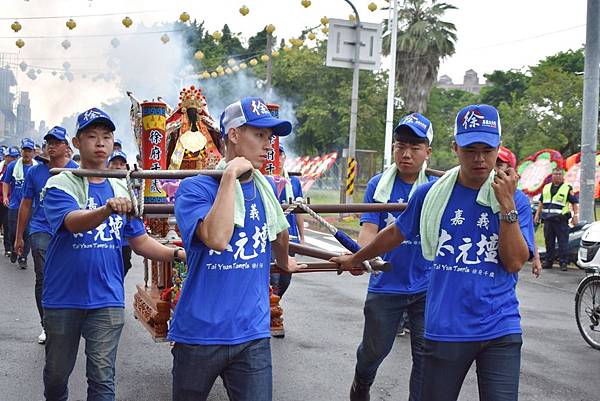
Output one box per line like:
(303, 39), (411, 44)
(1, 97), (581, 401)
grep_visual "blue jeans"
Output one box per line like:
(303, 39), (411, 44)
(43, 307), (125, 401)
(172, 338), (272, 401)
(270, 272), (292, 297)
(8, 208), (30, 258)
(269, 242), (297, 298)
(0, 203), (9, 252)
(422, 334), (522, 401)
(31, 232), (51, 327)
(355, 291), (426, 401)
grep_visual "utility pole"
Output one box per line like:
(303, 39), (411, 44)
(580, 0), (600, 224)
(345, 0), (361, 204)
(384, 0), (398, 168)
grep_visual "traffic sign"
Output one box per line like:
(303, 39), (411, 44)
(326, 18), (382, 71)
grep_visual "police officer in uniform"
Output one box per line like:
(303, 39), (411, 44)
(534, 167), (579, 271)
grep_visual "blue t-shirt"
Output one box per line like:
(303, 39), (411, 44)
(169, 176), (272, 345)
(395, 181), (535, 342)
(2, 159), (35, 209)
(42, 181), (146, 309)
(278, 176), (303, 242)
(23, 160), (79, 235)
(361, 173), (437, 294)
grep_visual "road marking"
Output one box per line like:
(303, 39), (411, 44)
(305, 229), (346, 253)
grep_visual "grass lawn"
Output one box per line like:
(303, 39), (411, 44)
(303, 188), (365, 234)
(304, 188), (366, 205)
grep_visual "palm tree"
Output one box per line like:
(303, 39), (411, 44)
(383, 0), (457, 113)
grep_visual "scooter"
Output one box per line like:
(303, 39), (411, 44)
(575, 221), (600, 350)
(577, 221), (600, 269)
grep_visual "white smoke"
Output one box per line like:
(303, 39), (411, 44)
(197, 69), (299, 157)
(58, 28), (300, 161)
(3, 1), (314, 161)
(55, 22), (189, 161)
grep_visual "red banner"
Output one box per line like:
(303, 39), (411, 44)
(259, 103), (281, 176)
(141, 101), (168, 203)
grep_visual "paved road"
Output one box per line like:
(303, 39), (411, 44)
(0, 229), (598, 400)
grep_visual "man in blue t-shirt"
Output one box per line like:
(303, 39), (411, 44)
(15, 126), (77, 345)
(170, 97), (302, 401)
(107, 150), (133, 277)
(333, 104), (534, 401)
(350, 113), (435, 401)
(2, 137), (37, 268)
(0, 146), (18, 257)
(42, 107), (186, 401)
(270, 144), (304, 298)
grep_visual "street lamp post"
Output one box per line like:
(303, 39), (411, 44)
(384, 0), (399, 168)
(344, 0), (361, 204)
(580, 0), (600, 224)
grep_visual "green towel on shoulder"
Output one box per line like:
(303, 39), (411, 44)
(13, 157), (38, 181)
(216, 159), (289, 242)
(373, 163), (429, 203)
(42, 171), (130, 209)
(419, 166), (500, 261)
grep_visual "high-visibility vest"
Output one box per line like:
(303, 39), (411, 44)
(541, 183), (571, 217)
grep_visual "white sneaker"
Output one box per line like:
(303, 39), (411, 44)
(38, 330), (46, 344)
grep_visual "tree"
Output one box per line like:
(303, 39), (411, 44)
(246, 29), (269, 58)
(479, 69), (530, 107)
(383, 0), (457, 113)
(496, 96), (539, 159)
(535, 48), (584, 74)
(476, 48), (586, 159)
(181, 23), (248, 70)
(526, 64), (583, 155)
(426, 86), (478, 169)
(264, 43), (388, 156)
(219, 24), (246, 58)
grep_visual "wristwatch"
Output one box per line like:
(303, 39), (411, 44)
(173, 247), (183, 261)
(499, 210), (519, 223)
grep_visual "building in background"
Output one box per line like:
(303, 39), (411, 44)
(16, 91), (34, 137)
(37, 120), (47, 141)
(437, 69), (487, 94)
(0, 60), (18, 142)
(0, 53), (37, 144)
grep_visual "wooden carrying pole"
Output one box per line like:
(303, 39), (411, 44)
(288, 242), (391, 272)
(270, 261), (361, 273)
(49, 168), (301, 179)
(143, 202), (408, 215)
(50, 167), (444, 216)
(50, 167), (440, 182)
